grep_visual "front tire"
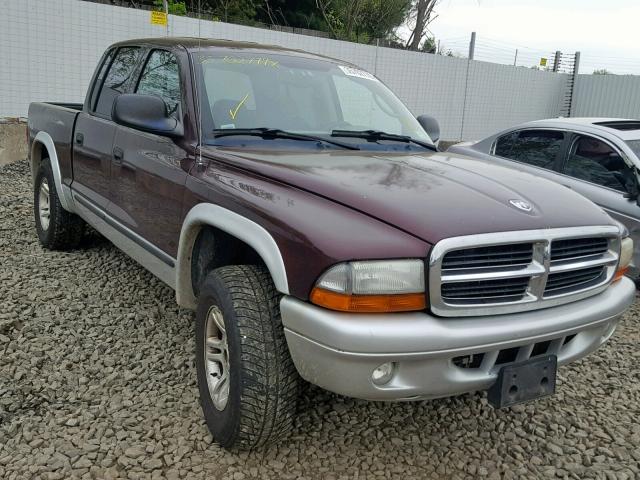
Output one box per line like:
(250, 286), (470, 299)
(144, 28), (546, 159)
(34, 159), (84, 250)
(195, 265), (300, 449)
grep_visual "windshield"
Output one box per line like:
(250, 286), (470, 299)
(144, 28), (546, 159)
(626, 139), (640, 158)
(193, 49), (433, 150)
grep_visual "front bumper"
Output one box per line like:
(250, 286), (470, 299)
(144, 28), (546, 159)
(280, 277), (635, 401)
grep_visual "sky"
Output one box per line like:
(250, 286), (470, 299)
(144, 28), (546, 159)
(424, 0), (640, 74)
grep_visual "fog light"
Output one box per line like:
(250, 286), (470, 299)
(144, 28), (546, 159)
(371, 362), (395, 385)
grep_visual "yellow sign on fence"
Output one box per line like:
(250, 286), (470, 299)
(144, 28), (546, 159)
(150, 11), (167, 26)
(539, 57), (548, 67)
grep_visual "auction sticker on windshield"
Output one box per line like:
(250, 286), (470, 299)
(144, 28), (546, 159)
(338, 65), (378, 81)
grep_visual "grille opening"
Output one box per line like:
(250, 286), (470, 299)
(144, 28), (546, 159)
(531, 340), (551, 357)
(452, 353), (485, 369)
(544, 266), (605, 296)
(551, 237), (608, 262)
(563, 334), (577, 346)
(442, 243), (533, 271)
(495, 347), (520, 366)
(441, 276), (529, 304)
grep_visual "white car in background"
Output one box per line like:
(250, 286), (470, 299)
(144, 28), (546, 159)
(448, 118), (640, 280)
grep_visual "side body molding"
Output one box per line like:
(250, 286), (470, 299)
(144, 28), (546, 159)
(175, 203), (290, 309)
(31, 131), (75, 212)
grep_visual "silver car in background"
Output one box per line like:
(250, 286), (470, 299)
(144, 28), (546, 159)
(448, 118), (640, 280)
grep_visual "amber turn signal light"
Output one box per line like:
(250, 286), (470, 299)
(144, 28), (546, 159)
(613, 266), (628, 282)
(310, 287), (426, 313)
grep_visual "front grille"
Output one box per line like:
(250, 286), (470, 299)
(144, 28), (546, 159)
(452, 333), (578, 371)
(551, 237), (608, 262)
(544, 266), (605, 296)
(442, 243), (533, 271)
(441, 276), (530, 304)
(429, 227), (621, 317)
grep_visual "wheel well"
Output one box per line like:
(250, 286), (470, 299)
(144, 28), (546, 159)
(190, 225), (265, 298)
(31, 141), (46, 181)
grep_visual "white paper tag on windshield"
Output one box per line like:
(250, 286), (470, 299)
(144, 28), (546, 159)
(338, 65), (378, 81)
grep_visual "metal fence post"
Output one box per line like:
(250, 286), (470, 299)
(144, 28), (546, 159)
(552, 51), (561, 72)
(568, 52), (581, 117)
(163, 0), (169, 36)
(468, 32), (476, 60)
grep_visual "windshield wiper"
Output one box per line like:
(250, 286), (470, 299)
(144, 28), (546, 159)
(331, 129), (437, 151)
(211, 128), (360, 150)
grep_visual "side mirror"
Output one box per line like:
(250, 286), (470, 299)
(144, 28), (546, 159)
(417, 114), (440, 146)
(112, 94), (183, 137)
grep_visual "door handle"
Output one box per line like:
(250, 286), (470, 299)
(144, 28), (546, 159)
(113, 147), (124, 165)
(75, 133), (84, 145)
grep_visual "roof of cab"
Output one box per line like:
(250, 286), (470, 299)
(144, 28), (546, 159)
(109, 37), (350, 65)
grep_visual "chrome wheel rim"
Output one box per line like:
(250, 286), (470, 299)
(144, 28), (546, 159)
(204, 305), (230, 411)
(38, 178), (51, 231)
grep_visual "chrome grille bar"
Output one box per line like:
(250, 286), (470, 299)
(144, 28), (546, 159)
(429, 226), (621, 317)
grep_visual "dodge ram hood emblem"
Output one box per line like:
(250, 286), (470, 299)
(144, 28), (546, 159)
(509, 199), (533, 212)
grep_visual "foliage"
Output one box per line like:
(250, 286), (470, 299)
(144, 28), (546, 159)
(153, 0), (187, 15)
(593, 68), (611, 75)
(420, 36), (436, 53)
(315, 0), (411, 43)
(133, 0), (441, 50)
(404, 0), (438, 51)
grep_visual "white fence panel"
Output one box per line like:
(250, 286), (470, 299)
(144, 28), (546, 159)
(571, 74), (640, 119)
(462, 61), (570, 140)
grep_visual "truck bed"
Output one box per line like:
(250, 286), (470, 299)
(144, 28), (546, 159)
(28, 102), (83, 185)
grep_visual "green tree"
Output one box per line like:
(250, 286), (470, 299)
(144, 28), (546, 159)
(404, 0), (438, 51)
(153, 0), (187, 15)
(315, 0), (410, 43)
(593, 68), (611, 75)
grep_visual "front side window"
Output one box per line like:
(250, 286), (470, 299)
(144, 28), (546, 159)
(194, 51), (432, 150)
(507, 130), (564, 169)
(90, 49), (115, 110)
(564, 135), (635, 192)
(94, 47), (140, 117)
(136, 50), (181, 119)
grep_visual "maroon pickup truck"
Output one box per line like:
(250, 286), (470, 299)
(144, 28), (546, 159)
(28, 38), (635, 449)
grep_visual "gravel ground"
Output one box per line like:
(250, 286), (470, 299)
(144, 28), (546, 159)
(1, 159), (639, 480)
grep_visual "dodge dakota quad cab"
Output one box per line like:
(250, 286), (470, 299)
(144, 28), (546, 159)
(28, 38), (635, 450)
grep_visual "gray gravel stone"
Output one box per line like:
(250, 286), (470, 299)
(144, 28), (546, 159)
(1, 158), (639, 479)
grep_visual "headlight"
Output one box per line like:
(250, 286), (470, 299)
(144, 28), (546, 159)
(310, 260), (426, 312)
(614, 236), (633, 281)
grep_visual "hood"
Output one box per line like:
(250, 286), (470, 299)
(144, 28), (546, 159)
(202, 147), (616, 244)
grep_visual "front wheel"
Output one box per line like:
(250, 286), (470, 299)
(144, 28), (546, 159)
(195, 265), (300, 449)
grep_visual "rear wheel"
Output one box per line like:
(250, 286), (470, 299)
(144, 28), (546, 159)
(34, 158), (85, 250)
(195, 265), (300, 449)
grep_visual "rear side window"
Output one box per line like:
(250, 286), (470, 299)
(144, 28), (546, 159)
(494, 132), (518, 157)
(501, 130), (564, 169)
(94, 47), (140, 117)
(136, 50), (181, 119)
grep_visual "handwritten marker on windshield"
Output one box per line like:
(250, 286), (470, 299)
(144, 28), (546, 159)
(229, 94), (250, 120)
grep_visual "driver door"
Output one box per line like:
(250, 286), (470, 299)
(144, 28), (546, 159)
(108, 48), (189, 259)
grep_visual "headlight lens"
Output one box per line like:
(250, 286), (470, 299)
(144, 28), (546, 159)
(614, 236), (634, 281)
(310, 260), (426, 312)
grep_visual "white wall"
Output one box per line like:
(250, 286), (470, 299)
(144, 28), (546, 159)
(571, 74), (640, 119)
(1, 0), (573, 140)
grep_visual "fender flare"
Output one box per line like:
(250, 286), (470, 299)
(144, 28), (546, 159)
(31, 131), (74, 212)
(175, 203), (290, 309)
